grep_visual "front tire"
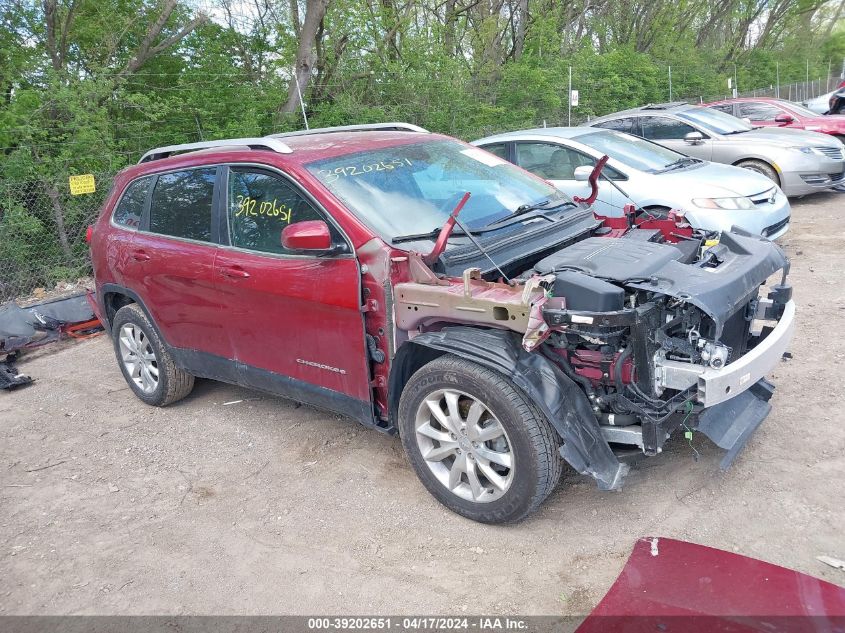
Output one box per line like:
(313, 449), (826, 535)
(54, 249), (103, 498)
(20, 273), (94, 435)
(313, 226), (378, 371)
(112, 304), (194, 406)
(643, 205), (672, 219)
(398, 355), (562, 523)
(737, 159), (779, 186)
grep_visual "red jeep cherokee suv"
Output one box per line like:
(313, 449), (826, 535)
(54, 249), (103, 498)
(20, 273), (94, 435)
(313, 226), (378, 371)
(89, 123), (795, 523)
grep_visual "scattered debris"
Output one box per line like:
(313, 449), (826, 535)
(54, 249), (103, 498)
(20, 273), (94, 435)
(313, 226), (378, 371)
(817, 556), (845, 571)
(24, 459), (67, 473)
(0, 354), (32, 390)
(650, 537), (659, 557)
(0, 293), (103, 386)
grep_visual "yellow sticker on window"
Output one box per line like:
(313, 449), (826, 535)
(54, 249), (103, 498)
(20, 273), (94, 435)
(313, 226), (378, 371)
(69, 174), (96, 195)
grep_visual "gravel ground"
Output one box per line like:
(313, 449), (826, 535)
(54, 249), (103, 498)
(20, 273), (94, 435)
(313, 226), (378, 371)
(1, 192), (844, 616)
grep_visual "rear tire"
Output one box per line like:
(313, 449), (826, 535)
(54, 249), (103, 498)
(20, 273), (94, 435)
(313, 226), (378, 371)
(398, 354), (562, 523)
(736, 159), (779, 186)
(112, 304), (194, 406)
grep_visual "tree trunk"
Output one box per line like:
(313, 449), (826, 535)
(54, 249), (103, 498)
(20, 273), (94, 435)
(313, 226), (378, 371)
(281, 0), (330, 115)
(512, 0), (528, 60)
(43, 180), (73, 263)
(444, 0), (457, 56)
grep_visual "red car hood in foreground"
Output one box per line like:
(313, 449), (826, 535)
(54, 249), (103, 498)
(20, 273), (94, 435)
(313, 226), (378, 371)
(577, 537), (845, 633)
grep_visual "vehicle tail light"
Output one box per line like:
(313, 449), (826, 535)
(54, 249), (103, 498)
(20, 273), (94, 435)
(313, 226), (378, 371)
(85, 225), (93, 244)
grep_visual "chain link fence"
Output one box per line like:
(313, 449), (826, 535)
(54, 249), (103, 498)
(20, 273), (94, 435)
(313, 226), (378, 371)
(1, 66), (842, 303)
(0, 172), (113, 302)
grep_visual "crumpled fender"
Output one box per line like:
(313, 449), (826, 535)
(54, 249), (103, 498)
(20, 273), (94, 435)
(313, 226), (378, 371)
(394, 327), (628, 490)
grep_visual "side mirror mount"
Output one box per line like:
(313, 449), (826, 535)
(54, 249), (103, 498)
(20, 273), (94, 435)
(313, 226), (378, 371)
(774, 113), (794, 125)
(281, 220), (335, 252)
(573, 165), (593, 182)
(684, 131), (705, 144)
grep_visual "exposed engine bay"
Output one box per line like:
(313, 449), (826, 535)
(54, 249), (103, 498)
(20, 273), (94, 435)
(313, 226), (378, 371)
(392, 216), (794, 482)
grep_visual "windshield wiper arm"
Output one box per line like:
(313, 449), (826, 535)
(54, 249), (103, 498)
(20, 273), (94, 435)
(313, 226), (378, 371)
(482, 199), (575, 228)
(661, 157), (699, 171)
(392, 226), (477, 244)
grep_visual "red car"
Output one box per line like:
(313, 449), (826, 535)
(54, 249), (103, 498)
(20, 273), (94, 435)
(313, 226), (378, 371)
(706, 97), (845, 142)
(88, 124), (795, 523)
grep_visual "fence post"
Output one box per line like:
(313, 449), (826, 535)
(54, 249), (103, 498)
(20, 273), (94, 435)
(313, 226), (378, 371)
(567, 66), (572, 127)
(668, 65), (672, 101)
(776, 61), (780, 99)
(806, 59), (809, 100)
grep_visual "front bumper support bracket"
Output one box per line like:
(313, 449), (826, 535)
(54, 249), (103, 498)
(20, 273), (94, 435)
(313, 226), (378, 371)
(695, 378), (775, 470)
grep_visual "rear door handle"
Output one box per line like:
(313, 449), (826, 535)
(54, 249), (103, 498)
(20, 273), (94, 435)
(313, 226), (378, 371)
(131, 249), (151, 262)
(220, 266), (250, 279)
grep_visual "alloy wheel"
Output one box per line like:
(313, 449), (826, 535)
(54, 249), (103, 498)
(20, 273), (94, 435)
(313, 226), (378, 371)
(414, 389), (514, 503)
(118, 323), (159, 394)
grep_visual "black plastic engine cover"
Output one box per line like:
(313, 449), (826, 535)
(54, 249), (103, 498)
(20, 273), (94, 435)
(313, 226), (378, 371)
(534, 237), (683, 282)
(553, 270), (624, 311)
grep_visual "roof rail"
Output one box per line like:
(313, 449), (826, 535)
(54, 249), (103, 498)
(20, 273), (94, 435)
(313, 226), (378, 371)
(267, 122), (429, 139)
(138, 137), (293, 164)
(640, 101), (690, 110)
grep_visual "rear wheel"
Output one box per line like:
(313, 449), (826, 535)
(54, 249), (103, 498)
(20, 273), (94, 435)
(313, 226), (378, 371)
(112, 304), (194, 406)
(398, 354), (562, 523)
(736, 159), (779, 186)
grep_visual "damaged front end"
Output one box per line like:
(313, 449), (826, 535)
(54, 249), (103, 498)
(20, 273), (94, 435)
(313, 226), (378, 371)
(392, 223), (795, 490)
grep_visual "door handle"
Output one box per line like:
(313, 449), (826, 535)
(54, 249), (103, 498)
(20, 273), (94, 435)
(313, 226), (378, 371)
(131, 250), (151, 262)
(220, 266), (250, 279)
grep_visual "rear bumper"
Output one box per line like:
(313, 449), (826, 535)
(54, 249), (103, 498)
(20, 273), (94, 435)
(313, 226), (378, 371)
(655, 300), (796, 407)
(86, 290), (108, 333)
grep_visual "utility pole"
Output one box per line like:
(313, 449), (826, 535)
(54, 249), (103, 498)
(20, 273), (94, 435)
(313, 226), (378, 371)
(732, 62), (738, 98)
(296, 77), (309, 130)
(668, 66), (672, 101)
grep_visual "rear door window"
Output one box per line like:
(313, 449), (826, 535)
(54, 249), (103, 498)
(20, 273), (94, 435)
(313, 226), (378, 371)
(113, 177), (152, 229)
(227, 168), (329, 255)
(148, 169), (216, 242)
(709, 103), (736, 116)
(640, 116), (697, 140)
(480, 143), (509, 160)
(594, 117), (637, 135)
(737, 102), (783, 122)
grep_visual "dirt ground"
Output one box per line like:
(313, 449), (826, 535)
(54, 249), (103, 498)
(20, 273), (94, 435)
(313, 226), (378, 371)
(2, 193), (844, 616)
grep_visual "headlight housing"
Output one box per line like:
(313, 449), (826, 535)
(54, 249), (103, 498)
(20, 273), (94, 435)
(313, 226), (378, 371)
(692, 196), (756, 210)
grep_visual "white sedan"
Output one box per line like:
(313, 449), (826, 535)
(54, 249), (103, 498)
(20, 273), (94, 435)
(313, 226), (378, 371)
(472, 127), (791, 239)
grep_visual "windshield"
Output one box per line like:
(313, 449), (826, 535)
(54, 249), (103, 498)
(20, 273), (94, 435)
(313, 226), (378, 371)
(574, 130), (687, 172)
(677, 107), (753, 135)
(305, 139), (571, 240)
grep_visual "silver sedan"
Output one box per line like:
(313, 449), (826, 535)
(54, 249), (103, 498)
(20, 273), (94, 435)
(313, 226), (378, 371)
(472, 127), (791, 238)
(588, 103), (845, 196)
